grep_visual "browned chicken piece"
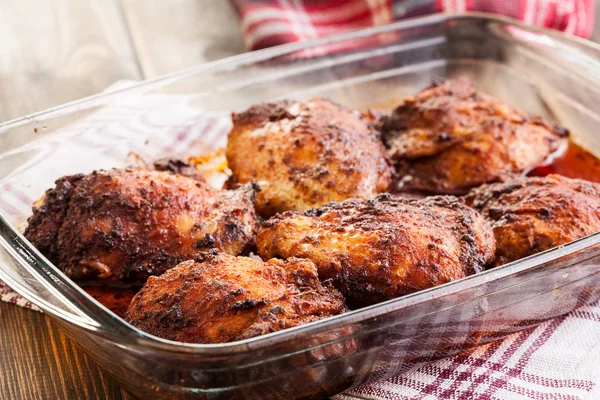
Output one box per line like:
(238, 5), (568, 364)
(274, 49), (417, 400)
(380, 79), (568, 194)
(465, 174), (600, 267)
(153, 158), (206, 181)
(257, 194), (495, 309)
(24, 169), (259, 285)
(125, 251), (347, 343)
(226, 98), (394, 217)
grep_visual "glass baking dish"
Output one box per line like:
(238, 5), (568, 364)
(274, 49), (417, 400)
(2, 12), (600, 399)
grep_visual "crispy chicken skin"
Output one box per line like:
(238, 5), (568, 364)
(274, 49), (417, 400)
(125, 251), (347, 343)
(465, 174), (600, 267)
(257, 194), (495, 308)
(380, 79), (568, 193)
(24, 169), (259, 284)
(226, 98), (394, 217)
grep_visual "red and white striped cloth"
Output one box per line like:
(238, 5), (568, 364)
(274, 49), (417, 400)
(231, 0), (595, 50)
(334, 302), (600, 399)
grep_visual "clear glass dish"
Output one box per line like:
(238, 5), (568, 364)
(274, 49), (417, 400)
(2, 13), (600, 399)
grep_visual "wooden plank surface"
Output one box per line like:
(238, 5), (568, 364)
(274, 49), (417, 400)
(0, 0), (141, 122)
(120, 0), (245, 77)
(0, 302), (135, 400)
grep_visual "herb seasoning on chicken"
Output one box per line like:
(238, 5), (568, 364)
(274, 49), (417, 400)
(465, 174), (600, 266)
(257, 194), (495, 308)
(125, 251), (347, 343)
(227, 98), (394, 217)
(380, 79), (568, 194)
(24, 169), (259, 285)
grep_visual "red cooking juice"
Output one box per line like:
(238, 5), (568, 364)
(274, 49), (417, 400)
(528, 141), (600, 182)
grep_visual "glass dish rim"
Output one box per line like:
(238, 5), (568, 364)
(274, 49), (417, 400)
(1, 12), (600, 355)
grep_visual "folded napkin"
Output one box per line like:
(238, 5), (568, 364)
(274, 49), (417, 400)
(231, 0), (595, 50)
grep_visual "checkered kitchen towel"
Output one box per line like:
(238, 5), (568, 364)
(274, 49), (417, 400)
(335, 304), (600, 400)
(231, 0), (595, 50)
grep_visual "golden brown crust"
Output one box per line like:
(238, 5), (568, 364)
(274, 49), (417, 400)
(226, 98), (394, 217)
(24, 169), (259, 284)
(380, 79), (568, 194)
(465, 174), (600, 266)
(125, 251), (347, 343)
(257, 194), (495, 308)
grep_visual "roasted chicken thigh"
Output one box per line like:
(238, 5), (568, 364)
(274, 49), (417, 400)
(125, 251), (347, 343)
(257, 194), (495, 308)
(380, 79), (568, 193)
(24, 169), (259, 284)
(226, 98), (393, 217)
(465, 174), (600, 266)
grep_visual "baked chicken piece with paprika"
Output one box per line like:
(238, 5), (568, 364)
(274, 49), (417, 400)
(465, 174), (600, 266)
(257, 194), (495, 308)
(226, 97), (393, 217)
(125, 251), (347, 343)
(24, 169), (259, 285)
(380, 78), (568, 194)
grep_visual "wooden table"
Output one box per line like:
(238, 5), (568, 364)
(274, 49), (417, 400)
(2, 2), (600, 399)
